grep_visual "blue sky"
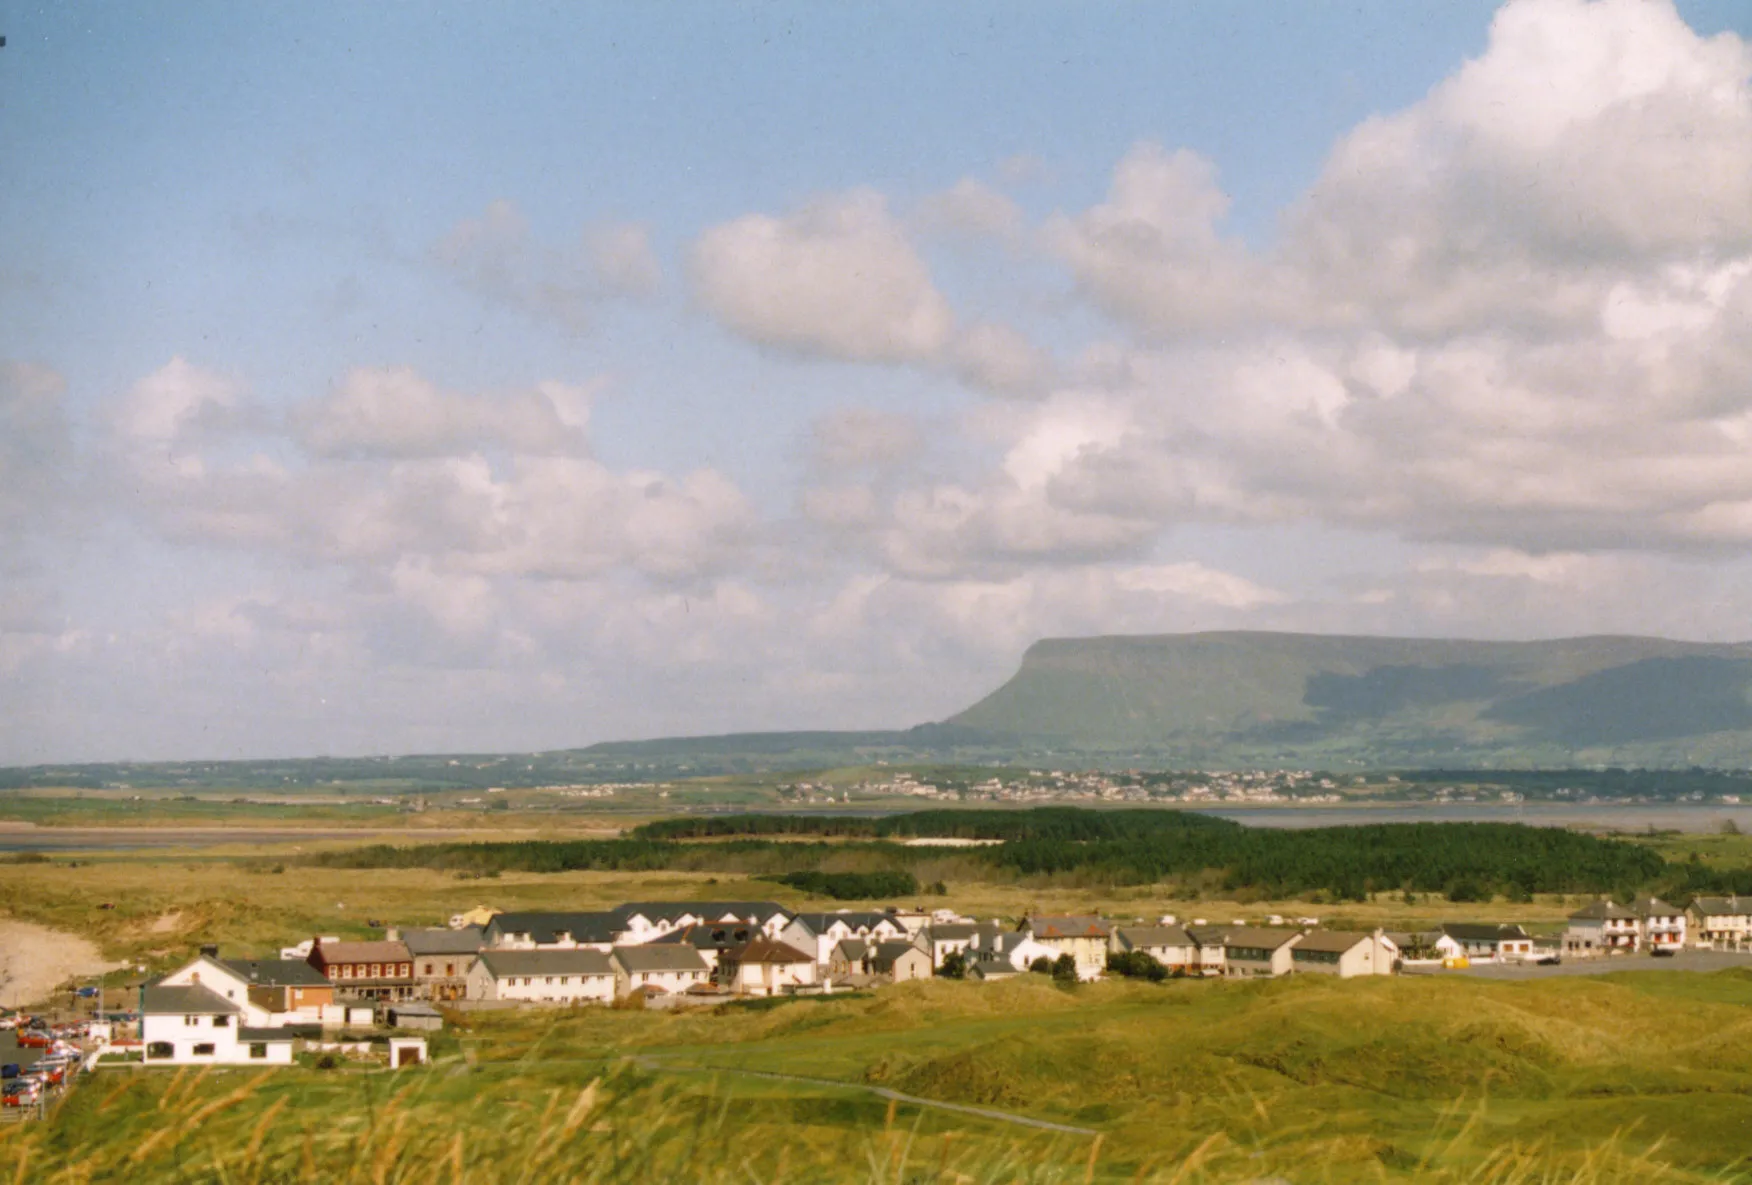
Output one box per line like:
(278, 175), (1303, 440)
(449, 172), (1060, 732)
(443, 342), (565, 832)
(3, 1), (1751, 762)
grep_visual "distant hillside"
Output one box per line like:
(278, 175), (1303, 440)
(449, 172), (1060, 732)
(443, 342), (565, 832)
(946, 632), (1752, 766)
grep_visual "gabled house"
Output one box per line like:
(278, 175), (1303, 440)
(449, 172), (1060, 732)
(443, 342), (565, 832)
(1689, 895), (1752, 949)
(397, 926), (483, 1001)
(1019, 916), (1111, 980)
(610, 945), (710, 998)
(782, 912), (910, 965)
(925, 922), (990, 969)
(482, 912), (619, 951)
(717, 938), (818, 996)
(611, 901), (791, 944)
(867, 940), (932, 982)
(647, 922), (762, 971)
(1183, 926), (1230, 976)
(152, 952), (267, 1024)
(1221, 927), (1303, 978)
(307, 938), (415, 1000)
(1630, 896), (1686, 951)
(1565, 900), (1642, 956)
(1289, 930), (1395, 978)
(1432, 923), (1535, 963)
(223, 958), (335, 1017)
(970, 928), (1057, 972)
(140, 981), (297, 1066)
(1109, 925), (1199, 974)
(466, 949), (614, 1005)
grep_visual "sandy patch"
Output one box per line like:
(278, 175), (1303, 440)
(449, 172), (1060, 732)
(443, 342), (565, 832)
(149, 911), (184, 934)
(0, 919), (122, 1008)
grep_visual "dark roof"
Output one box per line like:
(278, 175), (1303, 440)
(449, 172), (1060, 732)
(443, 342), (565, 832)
(1691, 895), (1752, 915)
(612, 945), (709, 974)
(1291, 930), (1372, 955)
(141, 983), (241, 1015)
(236, 1027), (301, 1042)
(476, 949), (614, 978)
(1184, 925), (1232, 947)
(224, 959), (331, 987)
(792, 912), (901, 934)
(1570, 900), (1639, 921)
(1629, 896), (1680, 917)
(613, 901), (790, 926)
(1024, 916), (1111, 940)
(1113, 926), (1193, 949)
(650, 923), (760, 950)
(1438, 923), (1532, 943)
(969, 958), (1019, 978)
(727, 938), (815, 965)
(485, 912), (620, 945)
(399, 927), (484, 956)
(927, 922), (983, 942)
(868, 941), (927, 971)
(1221, 927), (1302, 953)
(832, 938), (871, 961)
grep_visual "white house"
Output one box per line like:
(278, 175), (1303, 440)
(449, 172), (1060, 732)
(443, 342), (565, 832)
(467, 950), (615, 1005)
(1109, 926), (1200, 974)
(1565, 900), (1642, 956)
(715, 938), (819, 996)
(1019, 916), (1112, 980)
(481, 912), (620, 951)
(782, 912), (910, 965)
(611, 901), (792, 944)
(1289, 930), (1396, 978)
(610, 945), (711, 998)
(1432, 924), (1535, 963)
(1689, 895), (1752, 949)
(1632, 897), (1686, 951)
(140, 982), (296, 1066)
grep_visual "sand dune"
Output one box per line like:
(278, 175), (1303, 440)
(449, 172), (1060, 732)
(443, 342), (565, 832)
(0, 919), (122, 1009)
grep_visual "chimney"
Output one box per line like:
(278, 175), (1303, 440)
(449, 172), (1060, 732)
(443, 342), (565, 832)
(199, 944), (219, 958)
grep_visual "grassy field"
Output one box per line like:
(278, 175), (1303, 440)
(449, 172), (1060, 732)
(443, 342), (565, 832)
(7, 972), (1752, 1181)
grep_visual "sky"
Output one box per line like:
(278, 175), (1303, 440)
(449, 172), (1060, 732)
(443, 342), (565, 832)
(3, 0), (1752, 763)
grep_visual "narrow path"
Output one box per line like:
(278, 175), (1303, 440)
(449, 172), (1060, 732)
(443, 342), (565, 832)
(634, 1056), (1099, 1136)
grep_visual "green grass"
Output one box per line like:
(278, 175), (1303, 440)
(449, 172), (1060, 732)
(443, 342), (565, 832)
(10, 972), (1752, 1181)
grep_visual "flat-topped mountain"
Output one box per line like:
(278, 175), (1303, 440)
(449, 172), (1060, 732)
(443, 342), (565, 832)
(946, 631), (1752, 765)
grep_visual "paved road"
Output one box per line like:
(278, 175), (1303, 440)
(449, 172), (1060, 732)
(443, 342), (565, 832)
(1407, 950), (1752, 980)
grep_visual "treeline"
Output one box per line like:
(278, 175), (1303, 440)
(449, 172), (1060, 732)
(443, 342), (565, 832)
(311, 811), (1671, 901)
(634, 806), (1240, 843)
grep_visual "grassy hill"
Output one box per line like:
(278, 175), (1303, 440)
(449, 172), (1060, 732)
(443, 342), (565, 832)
(946, 631), (1752, 766)
(12, 972), (1752, 1182)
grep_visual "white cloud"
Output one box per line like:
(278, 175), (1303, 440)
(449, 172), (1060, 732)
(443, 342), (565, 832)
(293, 368), (592, 458)
(916, 178), (1024, 241)
(691, 189), (955, 364)
(433, 200), (662, 330)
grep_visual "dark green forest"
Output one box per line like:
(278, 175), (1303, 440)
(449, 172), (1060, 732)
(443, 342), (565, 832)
(298, 807), (1749, 901)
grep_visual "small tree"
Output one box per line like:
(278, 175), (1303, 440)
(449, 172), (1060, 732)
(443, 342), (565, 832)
(938, 949), (968, 980)
(1028, 956), (1053, 975)
(1051, 953), (1079, 987)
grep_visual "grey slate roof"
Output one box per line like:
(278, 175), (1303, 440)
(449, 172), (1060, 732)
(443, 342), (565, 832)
(141, 983), (241, 1015)
(1691, 895), (1752, 916)
(969, 958), (1019, 979)
(477, 949), (614, 978)
(224, 958), (331, 987)
(400, 926), (485, 956)
(1113, 926), (1194, 949)
(611, 945), (709, 974)
(485, 912), (620, 946)
(792, 911), (899, 934)
(1184, 925), (1232, 947)
(651, 923), (761, 950)
(868, 941), (926, 971)
(1438, 923), (1532, 943)
(614, 901), (790, 926)
(1221, 927), (1303, 953)
(1570, 900), (1640, 921)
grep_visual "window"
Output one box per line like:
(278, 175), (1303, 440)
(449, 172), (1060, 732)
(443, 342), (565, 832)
(424, 963), (434, 975)
(250, 1043), (268, 1059)
(184, 1015), (199, 1026)
(370, 963), (382, 978)
(213, 1015), (230, 1027)
(545, 976), (554, 985)
(147, 1042), (173, 1059)
(561, 976), (571, 985)
(445, 962), (455, 976)
(193, 1043), (215, 1056)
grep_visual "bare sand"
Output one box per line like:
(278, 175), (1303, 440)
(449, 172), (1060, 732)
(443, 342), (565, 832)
(0, 919), (123, 1009)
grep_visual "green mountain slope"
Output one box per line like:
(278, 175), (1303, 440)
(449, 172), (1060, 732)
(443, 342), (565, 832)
(946, 631), (1752, 766)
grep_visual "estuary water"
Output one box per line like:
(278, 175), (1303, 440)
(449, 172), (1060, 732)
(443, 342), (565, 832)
(1197, 802), (1752, 832)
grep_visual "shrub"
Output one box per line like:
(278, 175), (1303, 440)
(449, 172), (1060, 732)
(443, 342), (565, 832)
(938, 950), (968, 980)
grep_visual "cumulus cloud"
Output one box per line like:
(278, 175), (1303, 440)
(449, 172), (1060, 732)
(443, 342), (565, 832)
(691, 189), (955, 364)
(433, 199), (662, 330)
(916, 178), (1024, 241)
(0, 362), (71, 542)
(293, 368), (592, 458)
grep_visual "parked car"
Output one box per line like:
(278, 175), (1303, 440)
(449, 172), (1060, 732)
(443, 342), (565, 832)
(1534, 953), (1561, 965)
(1651, 947), (1676, 958)
(75, 987), (100, 999)
(0, 1064), (18, 1079)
